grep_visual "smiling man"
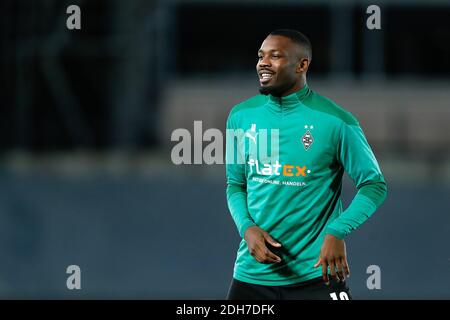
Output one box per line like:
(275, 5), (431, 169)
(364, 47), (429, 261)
(225, 29), (387, 300)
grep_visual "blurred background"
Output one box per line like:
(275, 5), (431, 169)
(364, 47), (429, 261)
(1, 0), (449, 299)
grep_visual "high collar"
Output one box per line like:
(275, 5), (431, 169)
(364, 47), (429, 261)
(267, 84), (311, 111)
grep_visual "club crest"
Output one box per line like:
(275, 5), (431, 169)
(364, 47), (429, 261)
(302, 125), (314, 150)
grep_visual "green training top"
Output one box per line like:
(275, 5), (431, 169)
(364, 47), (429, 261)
(225, 84), (387, 286)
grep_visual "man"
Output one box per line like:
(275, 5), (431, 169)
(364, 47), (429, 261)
(225, 29), (387, 300)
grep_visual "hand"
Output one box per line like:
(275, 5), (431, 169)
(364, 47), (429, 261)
(314, 234), (350, 284)
(244, 226), (282, 264)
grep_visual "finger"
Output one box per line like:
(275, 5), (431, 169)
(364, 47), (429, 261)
(341, 257), (350, 278)
(253, 248), (267, 263)
(321, 261), (329, 285)
(255, 244), (269, 263)
(335, 259), (344, 281)
(261, 255), (280, 264)
(256, 242), (280, 263)
(328, 259), (338, 282)
(249, 242), (265, 263)
(263, 232), (282, 247)
(264, 248), (281, 263)
(254, 244), (280, 264)
(314, 258), (322, 268)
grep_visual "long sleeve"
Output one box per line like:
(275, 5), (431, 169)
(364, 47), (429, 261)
(225, 115), (256, 237)
(325, 122), (388, 239)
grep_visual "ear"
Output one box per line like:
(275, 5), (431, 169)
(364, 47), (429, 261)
(296, 58), (310, 73)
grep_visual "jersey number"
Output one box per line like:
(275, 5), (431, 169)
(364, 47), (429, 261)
(330, 292), (349, 300)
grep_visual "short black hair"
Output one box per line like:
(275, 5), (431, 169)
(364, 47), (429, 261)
(269, 29), (312, 60)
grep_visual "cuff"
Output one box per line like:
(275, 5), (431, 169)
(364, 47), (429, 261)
(239, 221), (256, 238)
(325, 227), (346, 240)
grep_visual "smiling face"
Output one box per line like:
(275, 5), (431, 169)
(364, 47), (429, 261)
(256, 35), (309, 97)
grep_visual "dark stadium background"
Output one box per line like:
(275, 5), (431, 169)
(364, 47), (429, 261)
(1, 0), (449, 299)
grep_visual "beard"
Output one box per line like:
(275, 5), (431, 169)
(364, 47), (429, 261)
(258, 79), (297, 97)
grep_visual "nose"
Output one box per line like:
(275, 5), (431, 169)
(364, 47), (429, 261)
(258, 55), (271, 68)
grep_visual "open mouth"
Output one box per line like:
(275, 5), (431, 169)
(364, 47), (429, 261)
(259, 71), (275, 85)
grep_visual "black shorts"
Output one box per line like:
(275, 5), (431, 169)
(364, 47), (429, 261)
(227, 277), (352, 300)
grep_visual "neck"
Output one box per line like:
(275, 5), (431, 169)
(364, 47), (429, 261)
(280, 77), (307, 97)
(266, 81), (311, 111)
